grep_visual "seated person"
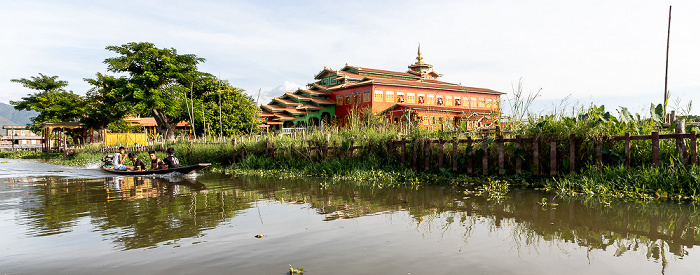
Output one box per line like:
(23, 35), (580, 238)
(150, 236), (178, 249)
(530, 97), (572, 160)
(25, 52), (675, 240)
(128, 152), (146, 171)
(112, 146), (132, 171)
(148, 150), (167, 170)
(163, 148), (180, 169)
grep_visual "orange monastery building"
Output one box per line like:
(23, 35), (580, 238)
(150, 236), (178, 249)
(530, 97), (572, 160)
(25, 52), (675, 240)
(260, 47), (504, 130)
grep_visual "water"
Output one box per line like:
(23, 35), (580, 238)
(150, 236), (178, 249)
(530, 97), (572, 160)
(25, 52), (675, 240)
(0, 159), (699, 274)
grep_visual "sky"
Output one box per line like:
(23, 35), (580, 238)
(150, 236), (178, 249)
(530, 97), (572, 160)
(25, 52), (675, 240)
(1, 0), (698, 116)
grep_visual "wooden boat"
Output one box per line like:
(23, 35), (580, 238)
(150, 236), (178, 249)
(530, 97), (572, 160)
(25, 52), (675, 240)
(101, 163), (211, 175)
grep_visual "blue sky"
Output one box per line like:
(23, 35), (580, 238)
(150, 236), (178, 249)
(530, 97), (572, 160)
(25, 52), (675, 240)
(1, 0), (698, 116)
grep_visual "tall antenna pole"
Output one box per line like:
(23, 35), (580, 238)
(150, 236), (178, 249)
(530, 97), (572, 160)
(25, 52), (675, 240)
(217, 78), (222, 140)
(663, 5), (672, 116)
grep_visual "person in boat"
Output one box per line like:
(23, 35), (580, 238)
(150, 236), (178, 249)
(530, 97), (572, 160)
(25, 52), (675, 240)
(128, 152), (146, 171)
(163, 147), (180, 169)
(148, 150), (167, 170)
(112, 146), (130, 171)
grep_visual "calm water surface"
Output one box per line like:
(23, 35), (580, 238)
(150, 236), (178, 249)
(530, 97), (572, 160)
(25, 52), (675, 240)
(1, 158), (699, 274)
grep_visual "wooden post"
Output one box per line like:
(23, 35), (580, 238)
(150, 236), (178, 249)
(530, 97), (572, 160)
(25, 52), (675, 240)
(533, 136), (539, 176)
(323, 140), (329, 160)
(596, 136), (603, 170)
(482, 141), (488, 175)
(569, 134), (576, 174)
(467, 137), (473, 174)
(425, 139), (430, 171)
(438, 137), (444, 169)
(308, 140), (314, 159)
(624, 133), (631, 168)
(412, 139), (418, 170)
(498, 135), (504, 175)
(676, 119), (687, 164)
(550, 135), (557, 176)
(349, 140), (354, 158)
(691, 131), (697, 165)
(401, 138), (407, 164)
(515, 135), (522, 174)
(271, 142), (276, 158)
(266, 139), (270, 155)
(452, 137), (458, 172)
(652, 132), (660, 166)
(333, 141), (338, 159)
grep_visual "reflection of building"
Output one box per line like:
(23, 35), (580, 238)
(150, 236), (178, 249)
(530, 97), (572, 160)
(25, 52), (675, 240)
(260, 46), (504, 130)
(1, 125), (43, 149)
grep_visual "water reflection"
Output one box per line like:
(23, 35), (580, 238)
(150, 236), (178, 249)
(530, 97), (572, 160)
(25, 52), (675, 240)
(3, 174), (699, 268)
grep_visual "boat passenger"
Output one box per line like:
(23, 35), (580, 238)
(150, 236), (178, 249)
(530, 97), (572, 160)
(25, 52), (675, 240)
(148, 150), (167, 170)
(163, 148), (180, 169)
(113, 146), (128, 171)
(128, 152), (146, 171)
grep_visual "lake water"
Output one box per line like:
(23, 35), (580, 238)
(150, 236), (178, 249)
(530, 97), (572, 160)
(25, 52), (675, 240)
(0, 158), (699, 274)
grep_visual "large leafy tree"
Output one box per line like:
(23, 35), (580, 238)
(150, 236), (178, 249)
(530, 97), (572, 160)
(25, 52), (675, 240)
(194, 75), (258, 136)
(10, 74), (84, 132)
(100, 42), (205, 141)
(82, 73), (132, 132)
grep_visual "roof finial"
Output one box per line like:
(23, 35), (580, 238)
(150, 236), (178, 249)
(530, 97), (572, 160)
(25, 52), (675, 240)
(416, 44), (423, 64)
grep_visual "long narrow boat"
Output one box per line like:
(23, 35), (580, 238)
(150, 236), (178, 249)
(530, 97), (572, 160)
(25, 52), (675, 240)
(101, 163), (211, 175)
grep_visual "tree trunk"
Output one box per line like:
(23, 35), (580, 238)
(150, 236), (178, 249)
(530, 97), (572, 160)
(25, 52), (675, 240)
(152, 109), (178, 141)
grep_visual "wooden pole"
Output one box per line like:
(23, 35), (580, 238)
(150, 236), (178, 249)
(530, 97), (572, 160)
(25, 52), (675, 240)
(412, 139), (418, 170)
(569, 134), (576, 174)
(498, 135), (505, 175)
(624, 133), (631, 169)
(652, 132), (660, 166)
(467, 137), (473, 174)
(596, 136), (603, 170)
(533, 136), (539, 176)
(663, 5), (672, 116)
(424, 139), (430, 171)
(550, 135), (556, 176)
(401, 138), (407, 164)
(482, 141), (488, 175)
(438, 137), (444, 169)
(515, 135), (522, 174)
(675, 119), (687, 164)
(691, 131), (697, 165)
(452, 137), (458, 172)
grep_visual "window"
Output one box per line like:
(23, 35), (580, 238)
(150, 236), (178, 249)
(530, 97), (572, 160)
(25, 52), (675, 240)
(345, 94), (351, 105)
(397, 94), (405, 103)
(427, 94), (435, 105)
(336, 95), (343, 105)
(431, 116), (436, 125)
(455, 98), (461, 106)
(470, 97), (477, 107)
(385, 91), (394, 102)
(422, 116), (429, 125)
(374, 91), (383, 102)
(446, 96), (453, 106)
(418, 94), (425, 104)
(437, 96), (444, 105)
(478, 98), (485, 107)
(486, 98), (492, 108)
(354, 92), (361, 104)
(407, 93), (415, 104)
(363, 91), (371, 103)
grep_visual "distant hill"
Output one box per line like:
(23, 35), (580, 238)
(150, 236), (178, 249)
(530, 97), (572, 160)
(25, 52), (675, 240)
(0, 102), (37, 134)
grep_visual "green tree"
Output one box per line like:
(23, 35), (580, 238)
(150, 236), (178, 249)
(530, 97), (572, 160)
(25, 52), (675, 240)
(100, 42), (205, 141)
(194, 76), (257, 136)
(10, 74), (84, 132)
(82, 73), (132, 132)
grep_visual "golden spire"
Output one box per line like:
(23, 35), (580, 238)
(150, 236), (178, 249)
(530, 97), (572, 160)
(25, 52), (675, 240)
(416, 44), (424, 64)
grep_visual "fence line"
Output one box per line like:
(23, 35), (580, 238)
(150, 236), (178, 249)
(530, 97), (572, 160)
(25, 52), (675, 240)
(292, 131), (697, 176)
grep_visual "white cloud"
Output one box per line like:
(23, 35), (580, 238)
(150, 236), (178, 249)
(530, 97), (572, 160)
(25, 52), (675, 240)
(1, 0), (699, 116)
(251, 81), (303, 106)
